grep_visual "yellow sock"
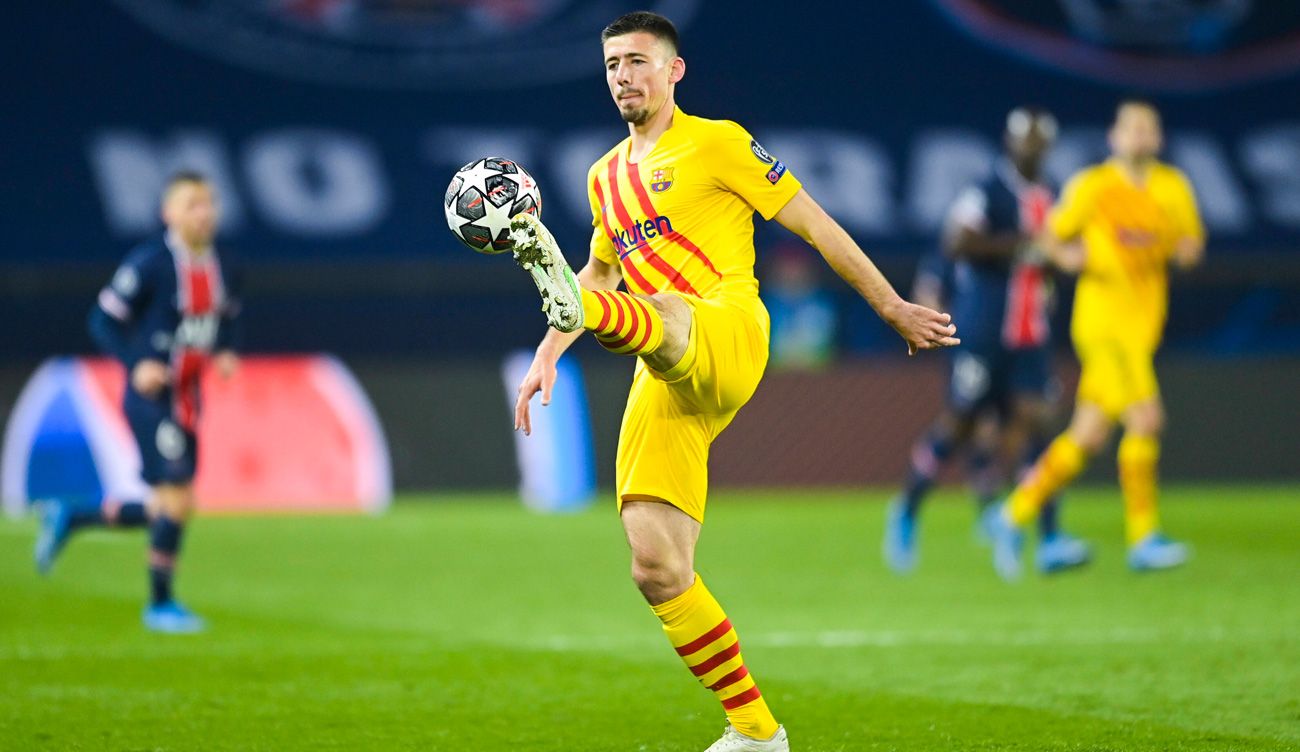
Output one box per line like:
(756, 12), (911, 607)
(582, 290), (665, 356)
(651, 576), (779, 741)
(1007, 434), (1087, 526)
(1119, 434), (1160, 545)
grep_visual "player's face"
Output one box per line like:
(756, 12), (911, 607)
(1110, 105), (1163, 164)
(163, 182), (218, 247)
(603, 32), (682, 126)
(1007, 125), (1053, 175)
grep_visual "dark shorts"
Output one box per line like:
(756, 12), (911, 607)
(945, 344), (1056, 417)
(124, 389), (197, 486)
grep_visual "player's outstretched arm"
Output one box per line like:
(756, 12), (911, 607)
(514, 255), (622, 435)
(945, 223), (1027, 262)
(774, 189), (959, 355)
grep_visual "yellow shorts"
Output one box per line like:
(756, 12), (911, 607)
(614, 292), (769, 523)
(1074, 337), (1160, 419)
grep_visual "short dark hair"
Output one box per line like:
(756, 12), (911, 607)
(166, 170), (209, 189)
(601, 11), (679, 54)
(161, 170), (210, 203)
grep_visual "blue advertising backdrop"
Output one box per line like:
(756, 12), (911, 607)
(5, 1), (1299, 357)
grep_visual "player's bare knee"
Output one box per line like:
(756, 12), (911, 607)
(646, 294), (692, 343)
(1124, 402), (1165, 437)
(629, 545), (692, 602)
(1069, 419), (1111, 454)
(153, 483), (195, 522)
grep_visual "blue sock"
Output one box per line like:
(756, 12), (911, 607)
(901, 430), (954, 516)
(148, 516), (184, 606)
(1039, 496), (1061, 539)
(63, 497), (149, 532)
(967, 447), (1000, 512)
(1020, 434), (1062, 539)
(103, 499), (149, 528)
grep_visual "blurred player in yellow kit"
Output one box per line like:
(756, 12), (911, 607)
(989, 101), (1205, 579)
(506, 11), (958, 750)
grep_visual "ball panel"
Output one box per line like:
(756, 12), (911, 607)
(445, 176), (463, 210)
(485, 175), (519, 208)
(484, 157), (519, 174)
(458, 222), (493, 251)
(456, 186), (487, 221)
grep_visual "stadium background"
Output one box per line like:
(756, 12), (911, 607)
(3, 0), (1298, 492)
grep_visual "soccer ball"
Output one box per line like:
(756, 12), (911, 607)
(444, 157), (542, 254)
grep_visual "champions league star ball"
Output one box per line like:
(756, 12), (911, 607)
(445, 157), (542, 254)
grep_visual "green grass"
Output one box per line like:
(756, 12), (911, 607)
(1, 486), (1297, 751)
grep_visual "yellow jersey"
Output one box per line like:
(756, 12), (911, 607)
(1048, 159), (1204, 350)
(586, 106), (802, 303)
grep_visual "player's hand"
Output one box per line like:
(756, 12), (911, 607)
(131, 359), (170, 397)
(1016, 240), (1047, 264)
(514, 352), (559, 436)
(1172, 237), (1204, 270)
(882, 299), (960, 356)
(214, 350), (239, 380)
(1047, 242), (1086, 274)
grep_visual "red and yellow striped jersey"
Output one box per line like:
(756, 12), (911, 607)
(586, 107), (802, 301)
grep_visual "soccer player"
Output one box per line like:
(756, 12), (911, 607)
(989, 101), (1205, 579)
(506, 12), (957, 751)
(884, 108), (1091, 575)
(34, 171), (241, 632)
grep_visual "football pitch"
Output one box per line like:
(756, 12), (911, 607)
(1, 487), (1296, 751)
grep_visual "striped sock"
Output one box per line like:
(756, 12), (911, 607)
(582, 289), (664, 356)
(1119, 434), (1160, 545)
(651, 576), (779, 741)
(1007, 434), (1087, 527)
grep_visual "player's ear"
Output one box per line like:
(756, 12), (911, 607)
(669, 56), (685, 84)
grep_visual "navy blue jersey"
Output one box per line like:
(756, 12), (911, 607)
(946, 161), (1054, 351)
(89, 232), (241, 428)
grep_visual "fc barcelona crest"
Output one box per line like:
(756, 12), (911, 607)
(650, 167), (675, 193)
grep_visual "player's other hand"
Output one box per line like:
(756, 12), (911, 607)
(882, 299), (960, 356)
(514, 351), (559, 436)
(214, 350), (239, 380)
(131, 359), (170, 397)
(1172, 237), (1205, 270)
(1047, 242), (1086, 274)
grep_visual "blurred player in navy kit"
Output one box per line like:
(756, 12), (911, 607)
(884, 108), (1091, 575)
(35, 171), (241, 633)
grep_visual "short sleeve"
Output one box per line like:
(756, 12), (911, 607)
(1047, 171), (1098, 241)
(97, 252), (151, 322)
(706, 122), (802, 220)
(1167, 169), (1205, 244)
(948, 186), (990, 231)
(587, 164), (620, 267)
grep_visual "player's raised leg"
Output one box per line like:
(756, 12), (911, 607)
(622, 501), (787, 750)
(34, 495), (151, 574)
(510, 212), (691, 368)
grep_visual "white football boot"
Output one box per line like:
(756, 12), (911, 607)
(509, 213), (584, 333)
(703, 724), (789, 751)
